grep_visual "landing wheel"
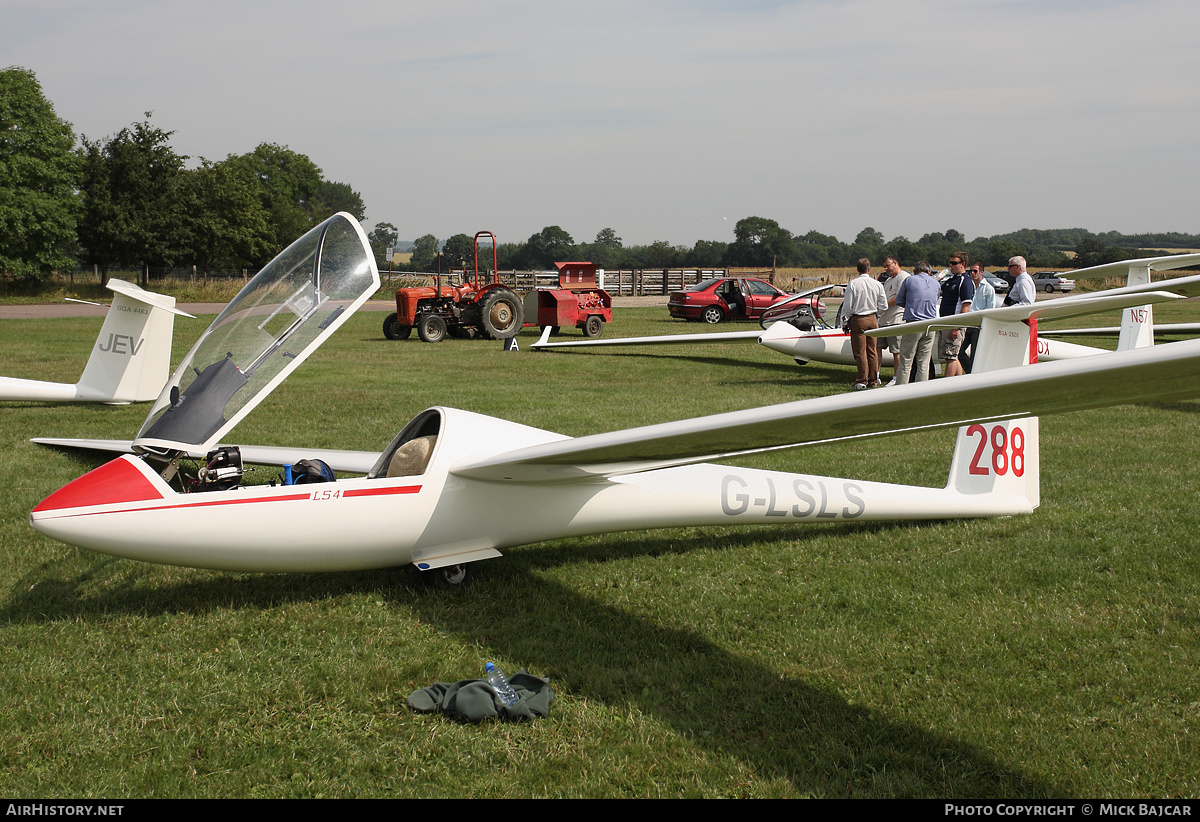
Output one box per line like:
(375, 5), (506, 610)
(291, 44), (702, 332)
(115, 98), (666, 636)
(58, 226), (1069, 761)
(701, 305), (724, 324)
(793, 358), (809, 366)
(583, 315), (604, 338)
(479, 289), (524, 339)
(424, 563), (475, 588)
(383, 312), (412, 340)
(418, 313), (447, 343)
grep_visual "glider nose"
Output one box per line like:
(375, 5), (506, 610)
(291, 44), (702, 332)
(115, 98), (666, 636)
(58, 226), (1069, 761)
(758, 320), (812, 356)
(33, 456), (164, 517)
(30, 456), (167, 549)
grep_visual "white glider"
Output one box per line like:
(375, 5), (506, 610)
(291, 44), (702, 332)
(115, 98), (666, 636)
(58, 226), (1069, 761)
(0, 279), (193, 404)
(29, 215), (1200, 585)
(531, 279), (1105, 366)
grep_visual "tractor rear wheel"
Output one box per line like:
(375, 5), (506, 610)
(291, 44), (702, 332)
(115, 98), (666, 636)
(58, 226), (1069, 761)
(583, 315), (604, 338)
(383, 312), (411, 340)
(479, 289), (524, 339)
(418, 313), (447, 343)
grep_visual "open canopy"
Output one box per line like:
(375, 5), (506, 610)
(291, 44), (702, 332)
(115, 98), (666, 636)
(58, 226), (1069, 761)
(134, 213), (379, 456)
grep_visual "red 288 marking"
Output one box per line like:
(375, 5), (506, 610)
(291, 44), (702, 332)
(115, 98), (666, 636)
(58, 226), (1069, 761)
(967, 424), (1025, 477)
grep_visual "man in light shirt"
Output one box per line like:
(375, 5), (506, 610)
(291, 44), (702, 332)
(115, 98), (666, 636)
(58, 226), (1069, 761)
(1006, 256), (1035, 306)
(959, 263), (996, 373)
(892, 261), (940, 385)
(877, 256), (910, 377)
(837, 258), (888, 390)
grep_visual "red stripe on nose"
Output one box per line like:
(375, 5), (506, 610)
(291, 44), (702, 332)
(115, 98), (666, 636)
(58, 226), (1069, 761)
(33, 457), (163, 512)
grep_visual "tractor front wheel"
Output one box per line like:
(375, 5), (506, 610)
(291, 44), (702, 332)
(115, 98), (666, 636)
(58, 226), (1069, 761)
(383, 312), (412, 340)
(418, 313), (447, 343)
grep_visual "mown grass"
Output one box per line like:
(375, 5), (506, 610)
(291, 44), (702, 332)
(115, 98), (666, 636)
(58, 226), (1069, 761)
(1, 302), (1198, 798)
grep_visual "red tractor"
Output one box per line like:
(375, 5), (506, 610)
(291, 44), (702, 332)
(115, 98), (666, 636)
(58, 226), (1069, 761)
(383, 231), (524, 343)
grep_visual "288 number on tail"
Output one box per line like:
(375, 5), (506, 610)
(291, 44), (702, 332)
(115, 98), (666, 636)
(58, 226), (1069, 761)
(966, 424), (1025, 477)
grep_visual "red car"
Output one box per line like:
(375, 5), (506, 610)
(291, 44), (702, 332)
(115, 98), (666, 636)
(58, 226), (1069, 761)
(668, 277), (792, 323)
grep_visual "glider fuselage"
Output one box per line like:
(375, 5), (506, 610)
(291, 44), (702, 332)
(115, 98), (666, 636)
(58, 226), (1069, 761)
(756, 321), (1103, 366)
(30, 407), (1037, 573)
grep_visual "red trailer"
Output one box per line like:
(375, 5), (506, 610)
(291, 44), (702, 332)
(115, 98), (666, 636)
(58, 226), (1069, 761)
(525, 262), (613, 339)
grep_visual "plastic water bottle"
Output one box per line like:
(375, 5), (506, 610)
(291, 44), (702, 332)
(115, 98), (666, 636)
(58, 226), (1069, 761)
(485, 662), (519, 706)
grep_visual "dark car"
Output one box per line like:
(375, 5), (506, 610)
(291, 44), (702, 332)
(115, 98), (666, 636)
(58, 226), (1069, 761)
(668, 277), (792, 323)
(983, 273), (1010, 294)
(1033, 273), (1077, 293)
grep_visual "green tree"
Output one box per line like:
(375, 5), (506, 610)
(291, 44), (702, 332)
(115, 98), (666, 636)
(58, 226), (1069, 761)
(442, 233), (474, 269)
(686, 239), (728, 267)
(587, 227), (623, 267)
(77, 114), (191, 282)
(314, 180), (366, 222)
(185, 159), (272, 273)
(515, 225), (576, 269)
(1071, 237), (1127, 268)
(985, 239), (1023, 268)
(410, 234), (439, 271)
(0, 67), (80, 281)
(367, 222), (399, 267)
(727, 216), (792, 266)
(884, 236), (917, 266)
(225, 143), (323, 262)
(645, 240), (683, 268)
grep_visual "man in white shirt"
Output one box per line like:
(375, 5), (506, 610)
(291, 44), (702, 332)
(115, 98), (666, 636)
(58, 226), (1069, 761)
(837, 258), (888, 389)
(1006, 256), (1035, 306)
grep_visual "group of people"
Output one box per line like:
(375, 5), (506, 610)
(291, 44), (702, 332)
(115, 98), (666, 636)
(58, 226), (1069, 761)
(837, 254), (1036, 390)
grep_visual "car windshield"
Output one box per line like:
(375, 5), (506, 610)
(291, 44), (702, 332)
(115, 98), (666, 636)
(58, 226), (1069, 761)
(134, 213), (379, 455)
(687, 278), (723, 292)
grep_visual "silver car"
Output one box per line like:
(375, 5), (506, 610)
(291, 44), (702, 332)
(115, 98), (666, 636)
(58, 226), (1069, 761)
(1033, 273), (1077, 293)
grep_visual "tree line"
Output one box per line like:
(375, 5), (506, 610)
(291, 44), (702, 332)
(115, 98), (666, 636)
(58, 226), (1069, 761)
(405, 220), (1200, 275)
(3, 66), (1197, 285)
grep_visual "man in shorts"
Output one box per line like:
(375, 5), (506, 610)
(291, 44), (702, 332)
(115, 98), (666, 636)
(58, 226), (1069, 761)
(937, 252), (975, 378)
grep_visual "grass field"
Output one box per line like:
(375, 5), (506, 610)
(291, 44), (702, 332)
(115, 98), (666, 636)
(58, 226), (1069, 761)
(1, 302), (1198, 798)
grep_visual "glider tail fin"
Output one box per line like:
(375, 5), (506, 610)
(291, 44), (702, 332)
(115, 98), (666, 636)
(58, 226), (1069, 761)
(947, 417), (1040, 512)
(1116, 262), (1154, 351)
(76, 280), (188, 403)
(1117, 303), (1154, 351)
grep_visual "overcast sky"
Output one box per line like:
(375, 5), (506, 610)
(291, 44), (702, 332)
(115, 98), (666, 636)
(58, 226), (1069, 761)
(5, 0), (1198, 248)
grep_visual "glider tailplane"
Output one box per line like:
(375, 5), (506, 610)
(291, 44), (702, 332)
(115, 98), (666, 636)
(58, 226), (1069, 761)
(76, 281), (185, 403)
(947, 416), (1039, 512)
